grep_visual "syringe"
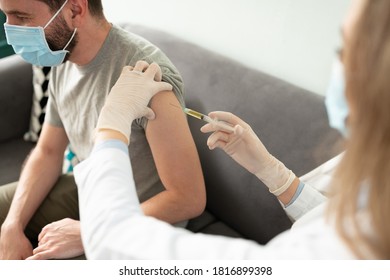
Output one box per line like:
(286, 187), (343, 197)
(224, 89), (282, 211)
(184, 108), (235, 132)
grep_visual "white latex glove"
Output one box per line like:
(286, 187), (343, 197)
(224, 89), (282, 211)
(96, 61), (173, 144)
(201, 111), (295, 196)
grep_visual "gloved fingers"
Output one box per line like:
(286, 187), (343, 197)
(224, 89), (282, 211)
(207, 141), (227, 150)
(200, 123), (214, 133)
(207, 130), (230, 149)
(208, 111), (247, 127)
(112, 66), (135, 89)
(200, 122), (231, 133)
(208, 138), (227, 150)
(133, 60), (150, 73)
(141, 107), (156, 120)
(144, 62), (163, 81)
(121, 65), (134, 74)
(201, 122), (244, 135)
(154, 81), (173, 93)
(234, 124), (245, 136)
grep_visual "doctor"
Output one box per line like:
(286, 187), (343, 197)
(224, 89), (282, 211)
(75, 0), (390, 259)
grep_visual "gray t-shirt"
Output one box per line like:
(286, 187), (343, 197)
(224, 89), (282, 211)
(46, 24), (185, 203)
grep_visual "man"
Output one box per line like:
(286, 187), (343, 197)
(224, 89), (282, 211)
(0, 0), (205, 260)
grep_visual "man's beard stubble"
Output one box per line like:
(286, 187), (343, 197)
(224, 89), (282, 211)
(45, 15), (78, 63)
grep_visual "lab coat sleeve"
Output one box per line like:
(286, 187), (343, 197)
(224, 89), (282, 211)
(75, 148), (142, 259)
(75, 148), (271, 259)
(75, 147), (353, 259)
(283, 153), (343, 221)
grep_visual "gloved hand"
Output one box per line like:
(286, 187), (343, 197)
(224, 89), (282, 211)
(96, 61), (173, 144)
(200, 111), (295, 196)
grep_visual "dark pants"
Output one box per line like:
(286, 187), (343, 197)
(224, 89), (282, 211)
(0, 174), (85, 259)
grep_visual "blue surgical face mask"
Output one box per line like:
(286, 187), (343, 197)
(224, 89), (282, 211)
(325, 57), (349, 137)
(3, 0), (77, 67)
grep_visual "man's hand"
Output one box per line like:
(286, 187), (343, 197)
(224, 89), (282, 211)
(26, 218), (84, 260)
(0, 224), (33, 259)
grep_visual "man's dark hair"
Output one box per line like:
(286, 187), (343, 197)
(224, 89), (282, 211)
(38, 0), (104, 18)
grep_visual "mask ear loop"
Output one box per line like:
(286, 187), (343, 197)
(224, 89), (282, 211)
(43, 0), (69, 29)
(63, 28), (77, 51)
(42, 0), (76, 51)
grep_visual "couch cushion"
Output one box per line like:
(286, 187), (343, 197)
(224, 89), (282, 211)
(0, 138), (35, 185)
(186, 209), (243, 239)
(0, 55), (33, 143)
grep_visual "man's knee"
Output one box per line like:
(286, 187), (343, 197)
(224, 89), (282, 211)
(0, 175), (79, 227)
(25, 174), (80, 240)
(40, 174), (80, 220)
(0, 182), (17, 226)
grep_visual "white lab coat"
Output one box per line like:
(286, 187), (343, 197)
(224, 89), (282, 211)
(75, 146), (355, 259)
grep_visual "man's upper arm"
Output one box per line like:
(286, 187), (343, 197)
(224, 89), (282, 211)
(143, 90), (206, 221)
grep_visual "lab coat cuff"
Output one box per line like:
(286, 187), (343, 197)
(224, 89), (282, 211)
(285, 184), (326, 221)
(92, 139), (129, 155)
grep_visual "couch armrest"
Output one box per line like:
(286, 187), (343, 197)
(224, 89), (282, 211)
(0, 55), (33, 143)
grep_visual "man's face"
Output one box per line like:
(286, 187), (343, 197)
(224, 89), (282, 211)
(0, 0), (53, 27)
(0, 0), (77, 56)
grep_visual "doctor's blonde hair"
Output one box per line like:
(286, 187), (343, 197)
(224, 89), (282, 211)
(328, 0), (390, 259)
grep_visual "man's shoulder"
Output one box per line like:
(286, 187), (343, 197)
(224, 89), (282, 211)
(111, 24), (156, 52)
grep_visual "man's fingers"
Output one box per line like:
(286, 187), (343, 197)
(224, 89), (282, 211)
(26, 251), (50, 260)
(37, 226), (49, 242)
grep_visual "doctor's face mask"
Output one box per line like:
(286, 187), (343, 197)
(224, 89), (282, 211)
(325, 57), (350, 137)
(3, 0), (77, 67)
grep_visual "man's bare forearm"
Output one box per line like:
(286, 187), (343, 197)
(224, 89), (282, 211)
(2, 146), (63, 230)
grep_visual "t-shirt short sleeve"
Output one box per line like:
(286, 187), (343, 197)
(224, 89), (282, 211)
(135, 63), (185, 129)
(45, 71), (64, 128)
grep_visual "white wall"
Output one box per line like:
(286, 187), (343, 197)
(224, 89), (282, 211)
(102, 0), (351, 95)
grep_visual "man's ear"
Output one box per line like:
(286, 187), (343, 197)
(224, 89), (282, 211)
(69, 0), (87, 26)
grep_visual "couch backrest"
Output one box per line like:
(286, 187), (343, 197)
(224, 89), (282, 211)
(121, 23), (343, 244)
(0, 55), (33, 142)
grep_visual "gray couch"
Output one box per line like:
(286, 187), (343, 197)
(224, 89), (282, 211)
(0, 23), (342, 246)
(0, 55), (35, 185)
